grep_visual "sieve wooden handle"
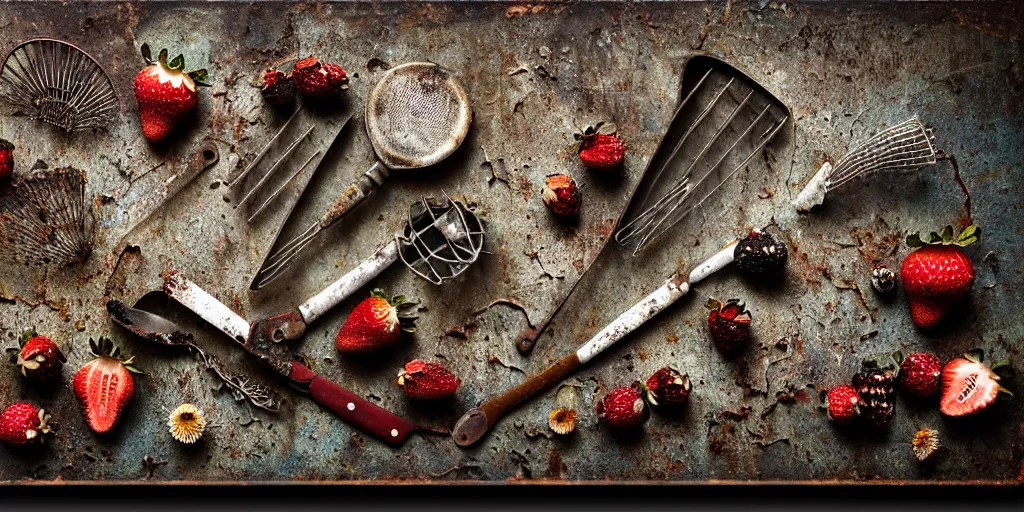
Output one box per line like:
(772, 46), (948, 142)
(318, 160), (389, 229)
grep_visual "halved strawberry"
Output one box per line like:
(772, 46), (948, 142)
(939, 349), (1012, 417)
(71, 337), (143, 433)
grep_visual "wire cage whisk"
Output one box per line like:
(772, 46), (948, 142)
(396, 194), (484, 285)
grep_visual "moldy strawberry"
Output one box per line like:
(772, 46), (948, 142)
(900, 224), (978, 328)
(292, 56), (349, 99)
(733, 229), (788, 275)
(260, 68), (296, 106)
(642, 366), (691, 409)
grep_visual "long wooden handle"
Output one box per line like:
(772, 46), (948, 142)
(478, 352), (582, 428)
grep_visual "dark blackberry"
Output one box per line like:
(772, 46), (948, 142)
(734, 229), (788, 274)
(853, 362), (896, 430)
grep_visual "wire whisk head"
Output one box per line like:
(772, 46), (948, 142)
(0, 39), (120, 133)
(0, 167), (94, 266)
(396, 192), (484, 285)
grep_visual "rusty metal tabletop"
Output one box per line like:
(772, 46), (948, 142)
(0, 0), (1021, 484)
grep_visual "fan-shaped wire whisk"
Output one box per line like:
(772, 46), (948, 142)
(0, 167), (94, 266)
(397, 193), (485, 285)
(0, 38), (120, 133)
(792, 116), (937, 212)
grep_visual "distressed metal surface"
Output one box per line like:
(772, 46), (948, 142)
(0, 1), (1021, 483)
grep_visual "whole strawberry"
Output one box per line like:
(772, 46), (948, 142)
(542, 173), (581, 218)
(575, 122), (626, 172)
(335, 289), (418, 355)
(852, 360), (896, 430)
(0, 403), (53, 446)
(901, 224), (978, 329)
(642, 366), (691, 408)
(0, 137), (14, 185)
(825, 384), (861, 424)
(72, 337), (142, 433)
(897, 351), (942, 398)
(133, 44), (209, 143)
(706, 298), (752, 355)
(734, 229), (788, 275)
(260, 68), (296, 106)
(596, 383), (648, 429)
(292, 56), (349, 99)
(16, 330), (66, 382)
(940, 349), (1012, 417)
(397, 360), (461, 400)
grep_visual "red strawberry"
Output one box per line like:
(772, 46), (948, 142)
(292, 56), (349, 99)
(575, 122), (626, 172)
(335, 289), (418, 355)
(596, 383), (648, 429)
(71, 337), (142, 433)
(0, 137), (14, 184)
(825, 384), (861, 424)
(0, 403), (52, 446)
(900, 224), (978, 329)
(542, 173), (581, 218)
(260, 68), (296, 106)
(897, 351), (942, 398)
(133, 44), (209, 143)
(706, 298), (752, 355)
(16, 330), (66, 382)
(642, 366), (691, 408)
(940, 350), (1012, 417)
(397, 360), (461, 400)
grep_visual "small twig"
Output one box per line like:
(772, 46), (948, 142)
(141, 455), (168, 481)
(431, 461), (480, 478)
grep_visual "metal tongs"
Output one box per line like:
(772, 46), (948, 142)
(122, 281), (447, 446)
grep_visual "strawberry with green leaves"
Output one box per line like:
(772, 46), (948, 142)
(133, 44), (209, 143)
(335, 289), (418, 355)
(71, 337), (142, 433)
(16, 329), (66, 383)
(900, 224), (978, 329)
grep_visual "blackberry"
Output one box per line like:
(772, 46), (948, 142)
(853, 362), (896, 430)
(734, 229), (788, 274)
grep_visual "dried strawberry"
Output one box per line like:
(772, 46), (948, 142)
(292, 56), (349, 99)
(597, 383), (648, 429)
(260, 68), (296, 106)
(575, 122), (626, 172)
(397, 360), (460, 400)
(542, 173), (581, 218)
(642, 366), (691, 408)
(706, 298), (752, 355)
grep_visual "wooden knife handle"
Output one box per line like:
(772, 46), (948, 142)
(291, 362), (415, 446)
(479, 352), (582, 428)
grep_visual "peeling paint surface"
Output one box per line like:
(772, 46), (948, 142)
(0, 1), (1022, 483)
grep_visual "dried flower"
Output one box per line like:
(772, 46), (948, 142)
(871, 264), (896, 293)
(167, 403), (206, 444)
(548, 408), (577, 435)
(911, 428), (940, 461)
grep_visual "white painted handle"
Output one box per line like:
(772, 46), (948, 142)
(576, 278), (690, 364)
(298, 240), (400, 323)
(792, 161), (832, 212)
(688, 240), (737, 284)
(164, 274), (251, 342)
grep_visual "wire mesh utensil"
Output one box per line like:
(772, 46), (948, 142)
(252, 62), (473, 289)
(792, 116), (937, 212)
(0, 38), (120, 132)
(0, 167), (94, 266)
(614, 56), (789, 255)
